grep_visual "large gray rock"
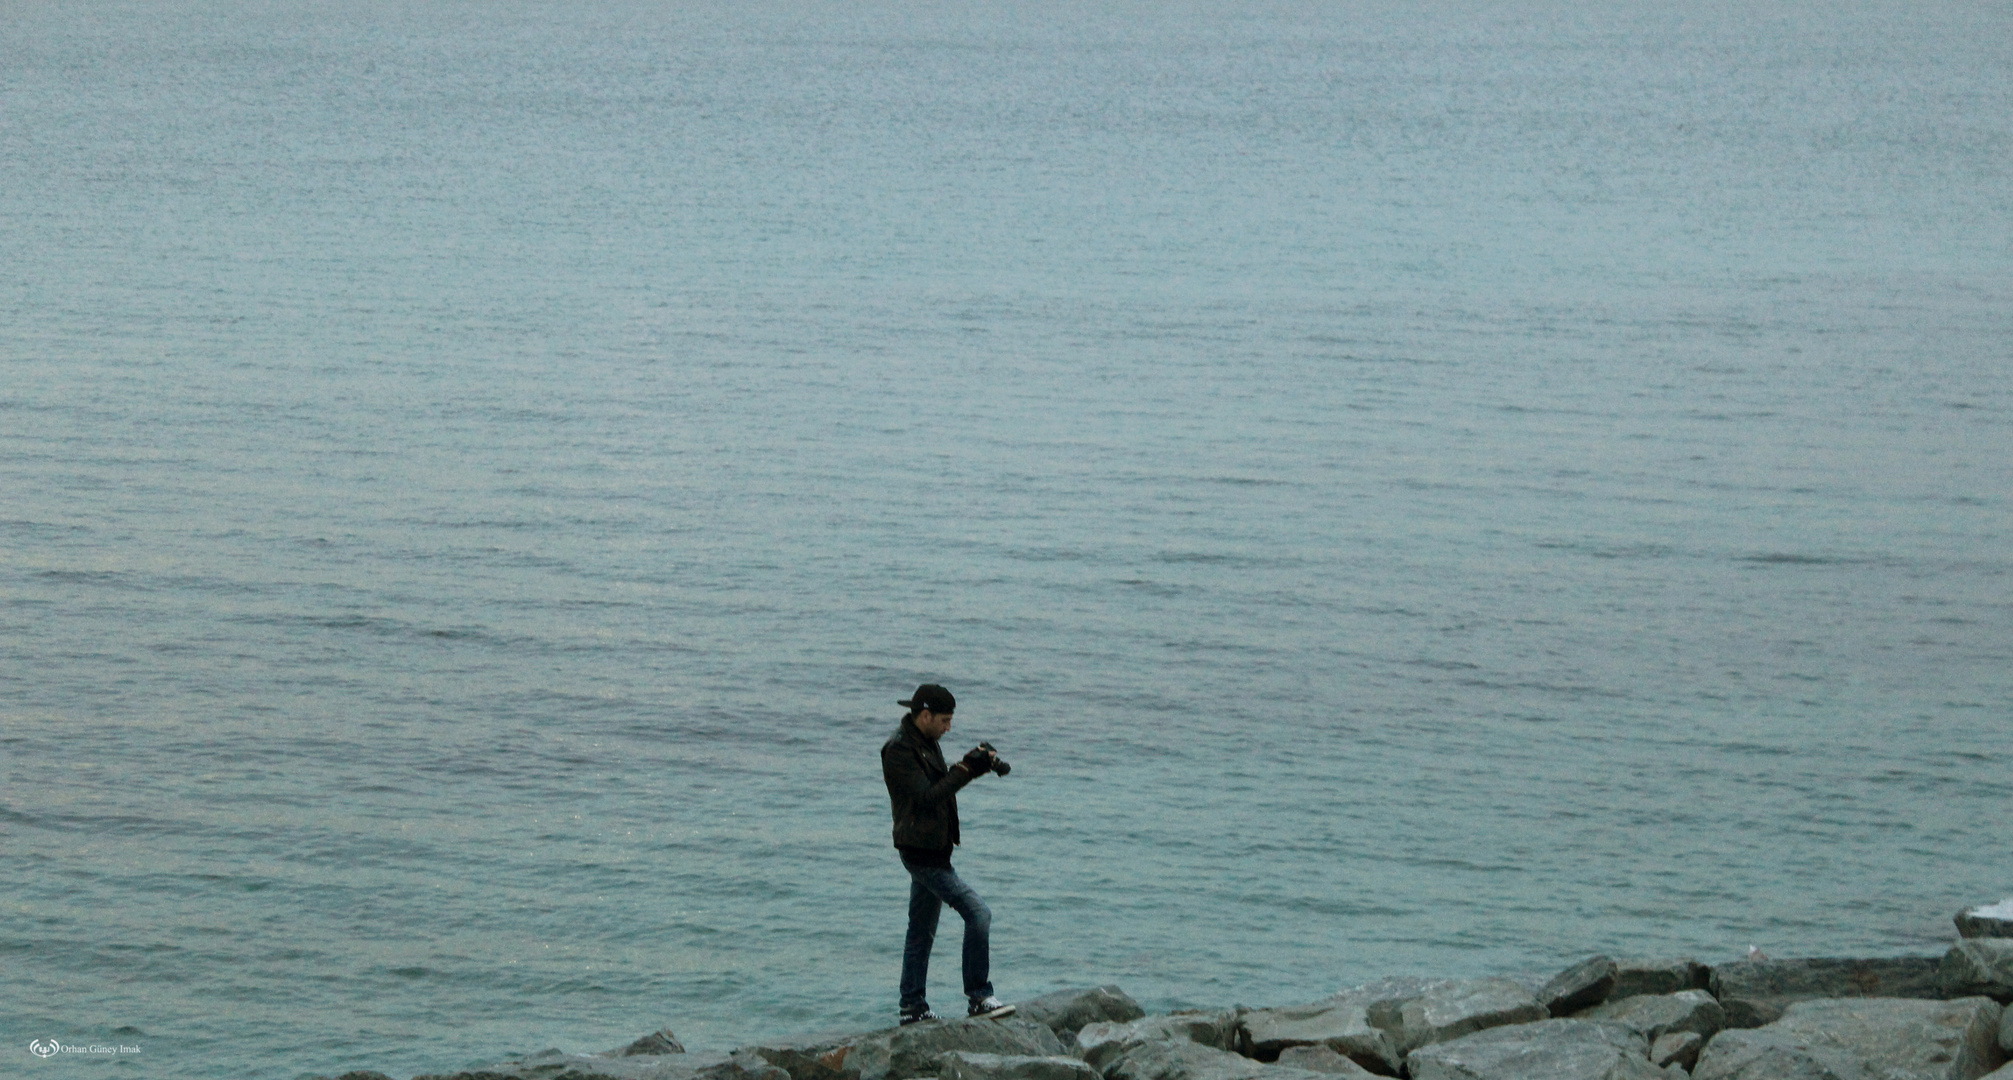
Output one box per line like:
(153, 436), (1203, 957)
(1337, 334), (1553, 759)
(610, 1031), (689, 1057)
(1376, 978), (1550, 1056)
(847, 1017), (1068, 1080)
(1579, 990), (1726, 1043)
(1943, 941), (2013, 1003)
(1016, 988), (1147, 1045)
(1611, 960), (1711, 1001)
(1239, 999), (1400, 1073)
(1693, 997), (2006, 1080)
(1274, 1045), (1379, 1077)
(1542, 958), (1619, 1016)
(1649, 1032), (1702, 1072)
(1712, 957), (1946, 1028)
(1980, 1066), (2013, 1080)
(1958, 902), (2013, 940)
(1690, 1030), (1881, 1080)
(1405, 1019), (1665, 1080)
(416, 1048), (790, 1080)
(938, 1052), (1100, 1080)
(739, 1030), (892, 1080)
(1079, 1012), (1241, 1072)
(1096, 1041), (1337, 1080)
(1238, 978), (1451, 1074)
(2003, 1004), (2012, 1055)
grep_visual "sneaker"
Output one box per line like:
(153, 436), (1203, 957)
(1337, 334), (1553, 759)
(900, 1008), (937, 1026)
(968, 997), (1015, 1019)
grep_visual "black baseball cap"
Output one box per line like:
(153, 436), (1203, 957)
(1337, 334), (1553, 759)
(898, 684), (956, 713)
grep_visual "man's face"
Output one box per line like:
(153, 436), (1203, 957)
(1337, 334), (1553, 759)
(914, 708), (953, 740)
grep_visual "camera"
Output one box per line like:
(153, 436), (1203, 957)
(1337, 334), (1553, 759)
(978, 742), (1011, 776)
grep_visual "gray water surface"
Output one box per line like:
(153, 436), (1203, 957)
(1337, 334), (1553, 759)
(3, 2), (2009, 1077)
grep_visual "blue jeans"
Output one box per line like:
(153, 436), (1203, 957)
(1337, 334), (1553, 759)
(898, 856), (992, 1014)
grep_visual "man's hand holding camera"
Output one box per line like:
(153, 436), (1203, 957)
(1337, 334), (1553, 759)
(957, 742), (1010, 777)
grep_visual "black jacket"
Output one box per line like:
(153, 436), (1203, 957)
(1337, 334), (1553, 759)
(882, 718), (974, 852)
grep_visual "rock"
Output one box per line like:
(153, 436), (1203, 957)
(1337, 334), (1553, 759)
(1981, 1066), (2013, 1080)
(1688, 1030), (1878, 1080)
(1099, 1041), (1267, 1080)
(847, 1016), (1067, 1080)
(2003, 1004), (2012, 1055)
(1376, 978), (1550, 1056)
(1239, 979), (1456, 1074)
(1274, 1046), (1378, 1077)
(1579, 991), (1726, 1043)
(611, 1031), (689, 1057)
(1611, 960), (1711, 1001)
(1711, 957), (1946, 1028)
(1080, 1012), (1242, 1072)
(1542, 957), (1619, 1016)
(1405, 1019), (1665, 1080)
(1239, 999), (1400, 1073)
(1958, 901), (2013, 940)
(1016, 987), (1147, 1046)
(1942, 941), (2013, 1003)
(938, 1052), (1101, 1080)
(1096, 1041), (1334, 1080)
(1649, 1032), (1702, 1071)
(1693, 997), (2006, 1080)
(415, 1047), (792, 1080)
(739, 1030), (892, 1080)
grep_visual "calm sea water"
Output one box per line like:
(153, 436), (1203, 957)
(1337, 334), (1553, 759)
(3, 2), (2009, 1077)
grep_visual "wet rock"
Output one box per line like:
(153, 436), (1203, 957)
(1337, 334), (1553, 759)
(612, 1031), (689, 1057)
(1650, 1032), (1702, 1072)
(847, 1016), (1067, 1080)
(1377, 978), (1549, 1056)
(1016, 987), (1147, 1046)
(1542, 957), (1619, 1016)
(1611, 960), (1711, 1002)
(1958, 901), (2013, 940)
(938, 1051), (1101, 1080)
(1942, 941), (2013, 1003)
(1273, 1045), (1378, 1077)
(1579, 990), (1726, 1043)
(1405, 1018), (1664, 1080)
(1711, 957), (1945, 1028)
(1693, 997), (2006, 1080)
(1080, 1012), (1241, 1072)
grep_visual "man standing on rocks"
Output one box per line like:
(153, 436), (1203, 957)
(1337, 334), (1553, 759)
(881, 683), (1015, 1026)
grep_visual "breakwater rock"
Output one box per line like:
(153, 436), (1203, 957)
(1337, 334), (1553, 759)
(310, 948), (2013, 1080)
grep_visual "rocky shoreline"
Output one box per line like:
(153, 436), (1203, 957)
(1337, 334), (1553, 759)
(312, 903), (2013, 1080)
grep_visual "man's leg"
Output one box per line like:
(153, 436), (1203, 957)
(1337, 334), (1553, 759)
(899, 873), (942, 1016)
(907, 865), (992, 1006)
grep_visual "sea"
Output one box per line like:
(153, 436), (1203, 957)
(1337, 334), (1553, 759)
(3, 2), (2009, 1077)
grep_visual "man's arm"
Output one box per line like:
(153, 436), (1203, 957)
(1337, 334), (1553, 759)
(882, 741), (976, 809)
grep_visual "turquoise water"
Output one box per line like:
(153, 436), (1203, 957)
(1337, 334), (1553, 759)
(3, 2), (2009, 1077)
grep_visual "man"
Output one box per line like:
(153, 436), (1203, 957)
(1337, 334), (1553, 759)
(880, 683), (1014, 1025)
